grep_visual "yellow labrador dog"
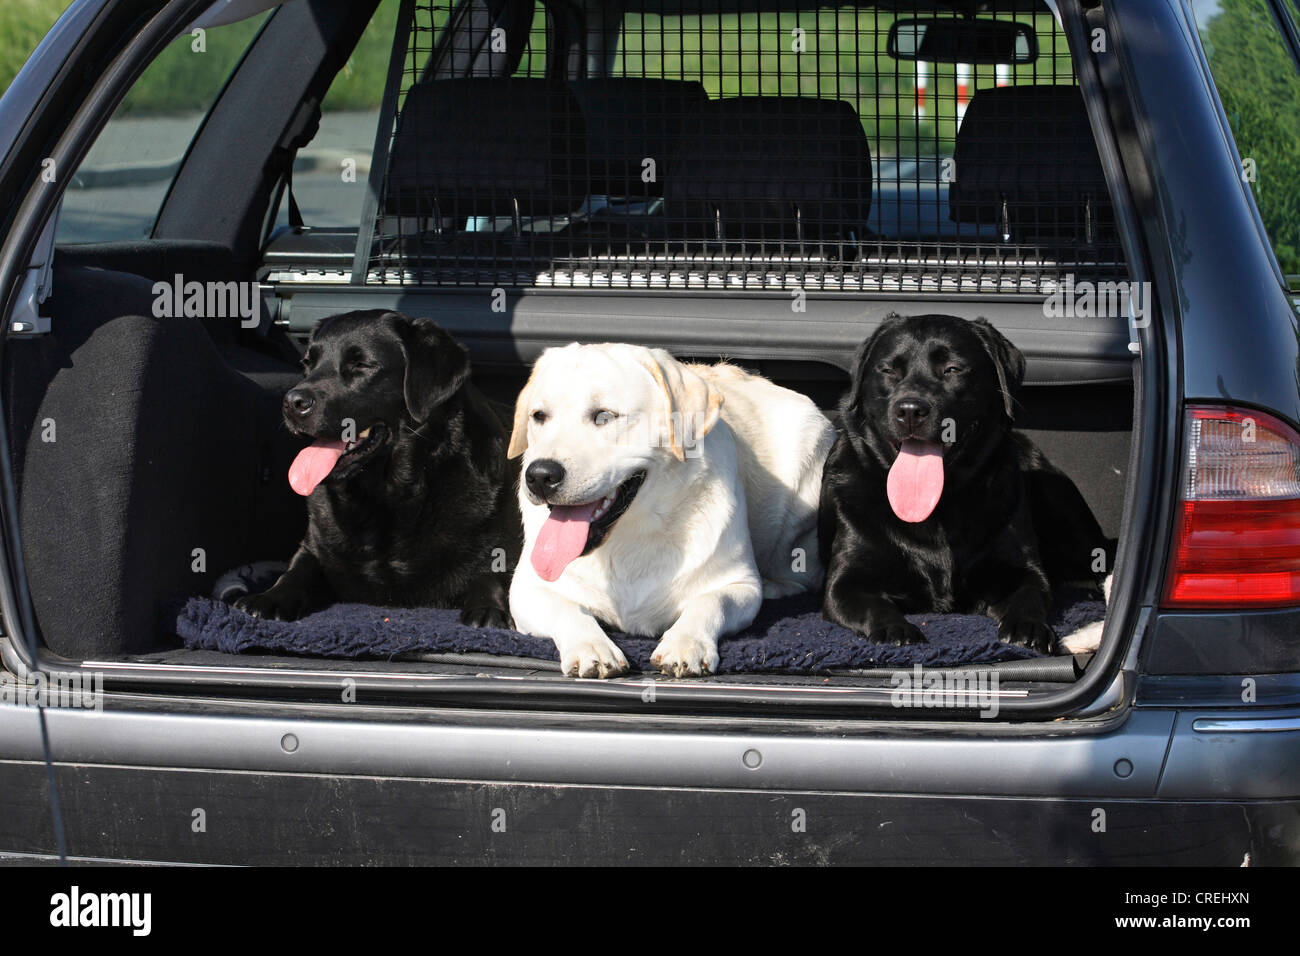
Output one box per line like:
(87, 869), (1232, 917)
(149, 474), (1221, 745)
(507, 343), (834, 678)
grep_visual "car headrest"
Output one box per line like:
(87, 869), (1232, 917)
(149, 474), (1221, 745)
(948, 84), (1115, 245)
(567, 78), (710, 197)
(383, 78), (587, 222)
(664, 96), (872, 242)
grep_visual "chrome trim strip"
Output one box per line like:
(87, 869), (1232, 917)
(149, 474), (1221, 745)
(1191, 716), (1300, 733)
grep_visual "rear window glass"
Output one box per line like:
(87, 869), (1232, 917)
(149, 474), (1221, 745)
(363, 0), (1124, 293)
(1193, 0), (1300, 285)
(607, 7), (1076, 247)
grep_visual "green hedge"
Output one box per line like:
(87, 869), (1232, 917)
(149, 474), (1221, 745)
(0, 0), (71, 97)
(0, 0), (397, 113)
(1202, 0), (1300, 279)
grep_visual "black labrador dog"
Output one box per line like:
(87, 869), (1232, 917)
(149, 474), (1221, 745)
(235, 309), (521, 626)
(819, 313), (1111, 652)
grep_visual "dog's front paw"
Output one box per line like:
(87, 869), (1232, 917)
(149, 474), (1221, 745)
(998, 618), (1057, 654)
(863, 620), (927, 646)
(459, 603), (512, 629)
(560, 637), (629, 679)
(233, 587), (314, 622)
(1059, 620), (1102, 655)
(651, 632), (719, 678)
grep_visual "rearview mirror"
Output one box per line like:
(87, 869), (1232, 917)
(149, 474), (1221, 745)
(887, 18), (1038, 64)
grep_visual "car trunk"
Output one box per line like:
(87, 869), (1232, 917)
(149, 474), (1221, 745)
(0, 0), (1145, 713)
(3, 252), (1134, 706)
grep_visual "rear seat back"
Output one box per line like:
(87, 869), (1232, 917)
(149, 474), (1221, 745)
(384, 78), (587, 226)
(664, 96), (872, 243)
(567, 78), (709, 197)
(948, 85), (1115, 247)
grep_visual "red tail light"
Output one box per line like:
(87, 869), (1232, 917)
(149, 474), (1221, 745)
(1163, 406), (1300, 608)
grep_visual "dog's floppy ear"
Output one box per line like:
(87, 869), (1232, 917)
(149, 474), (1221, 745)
(969, 317), (1026, 420)
(507, 359), (543, 460)
(391, 314), (472, 423)
(638, 348), (724, 462)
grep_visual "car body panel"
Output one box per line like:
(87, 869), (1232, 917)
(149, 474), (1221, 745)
(5, 759), (1292, 865)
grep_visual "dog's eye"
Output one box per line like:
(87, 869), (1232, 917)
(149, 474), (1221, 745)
(343, 361), (375, 375)
(877, 364), (898, 376)
(593, 410), (619, 426)
(943, 365), (964, 377)
(531, 410), (548, 425)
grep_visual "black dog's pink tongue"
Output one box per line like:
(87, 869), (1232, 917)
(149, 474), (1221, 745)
(887, 438), (945, 522)
(531, 501), (601, 582)
(288, 440), (346, 496)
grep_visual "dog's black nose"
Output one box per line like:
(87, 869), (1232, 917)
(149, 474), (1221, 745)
(893, 399), (931, 432)
(525, 459), (566, 498)
(284, 389), (315, 417)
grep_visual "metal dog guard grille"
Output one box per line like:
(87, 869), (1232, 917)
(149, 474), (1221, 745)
(362, 0), (1126, 293)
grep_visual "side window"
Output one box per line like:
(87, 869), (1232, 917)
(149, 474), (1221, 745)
(1194, 0), (1300, 285)
(56, 13), (273, 245)
(274, 0), (406, 230)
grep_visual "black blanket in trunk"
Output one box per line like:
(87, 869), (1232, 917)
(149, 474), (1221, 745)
(173, 566), (1104, 673)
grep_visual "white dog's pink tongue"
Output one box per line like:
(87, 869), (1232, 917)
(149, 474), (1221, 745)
(288, 440), (347, 497)
(887, 439), (945, 523)
(531, 502), (600, 582)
